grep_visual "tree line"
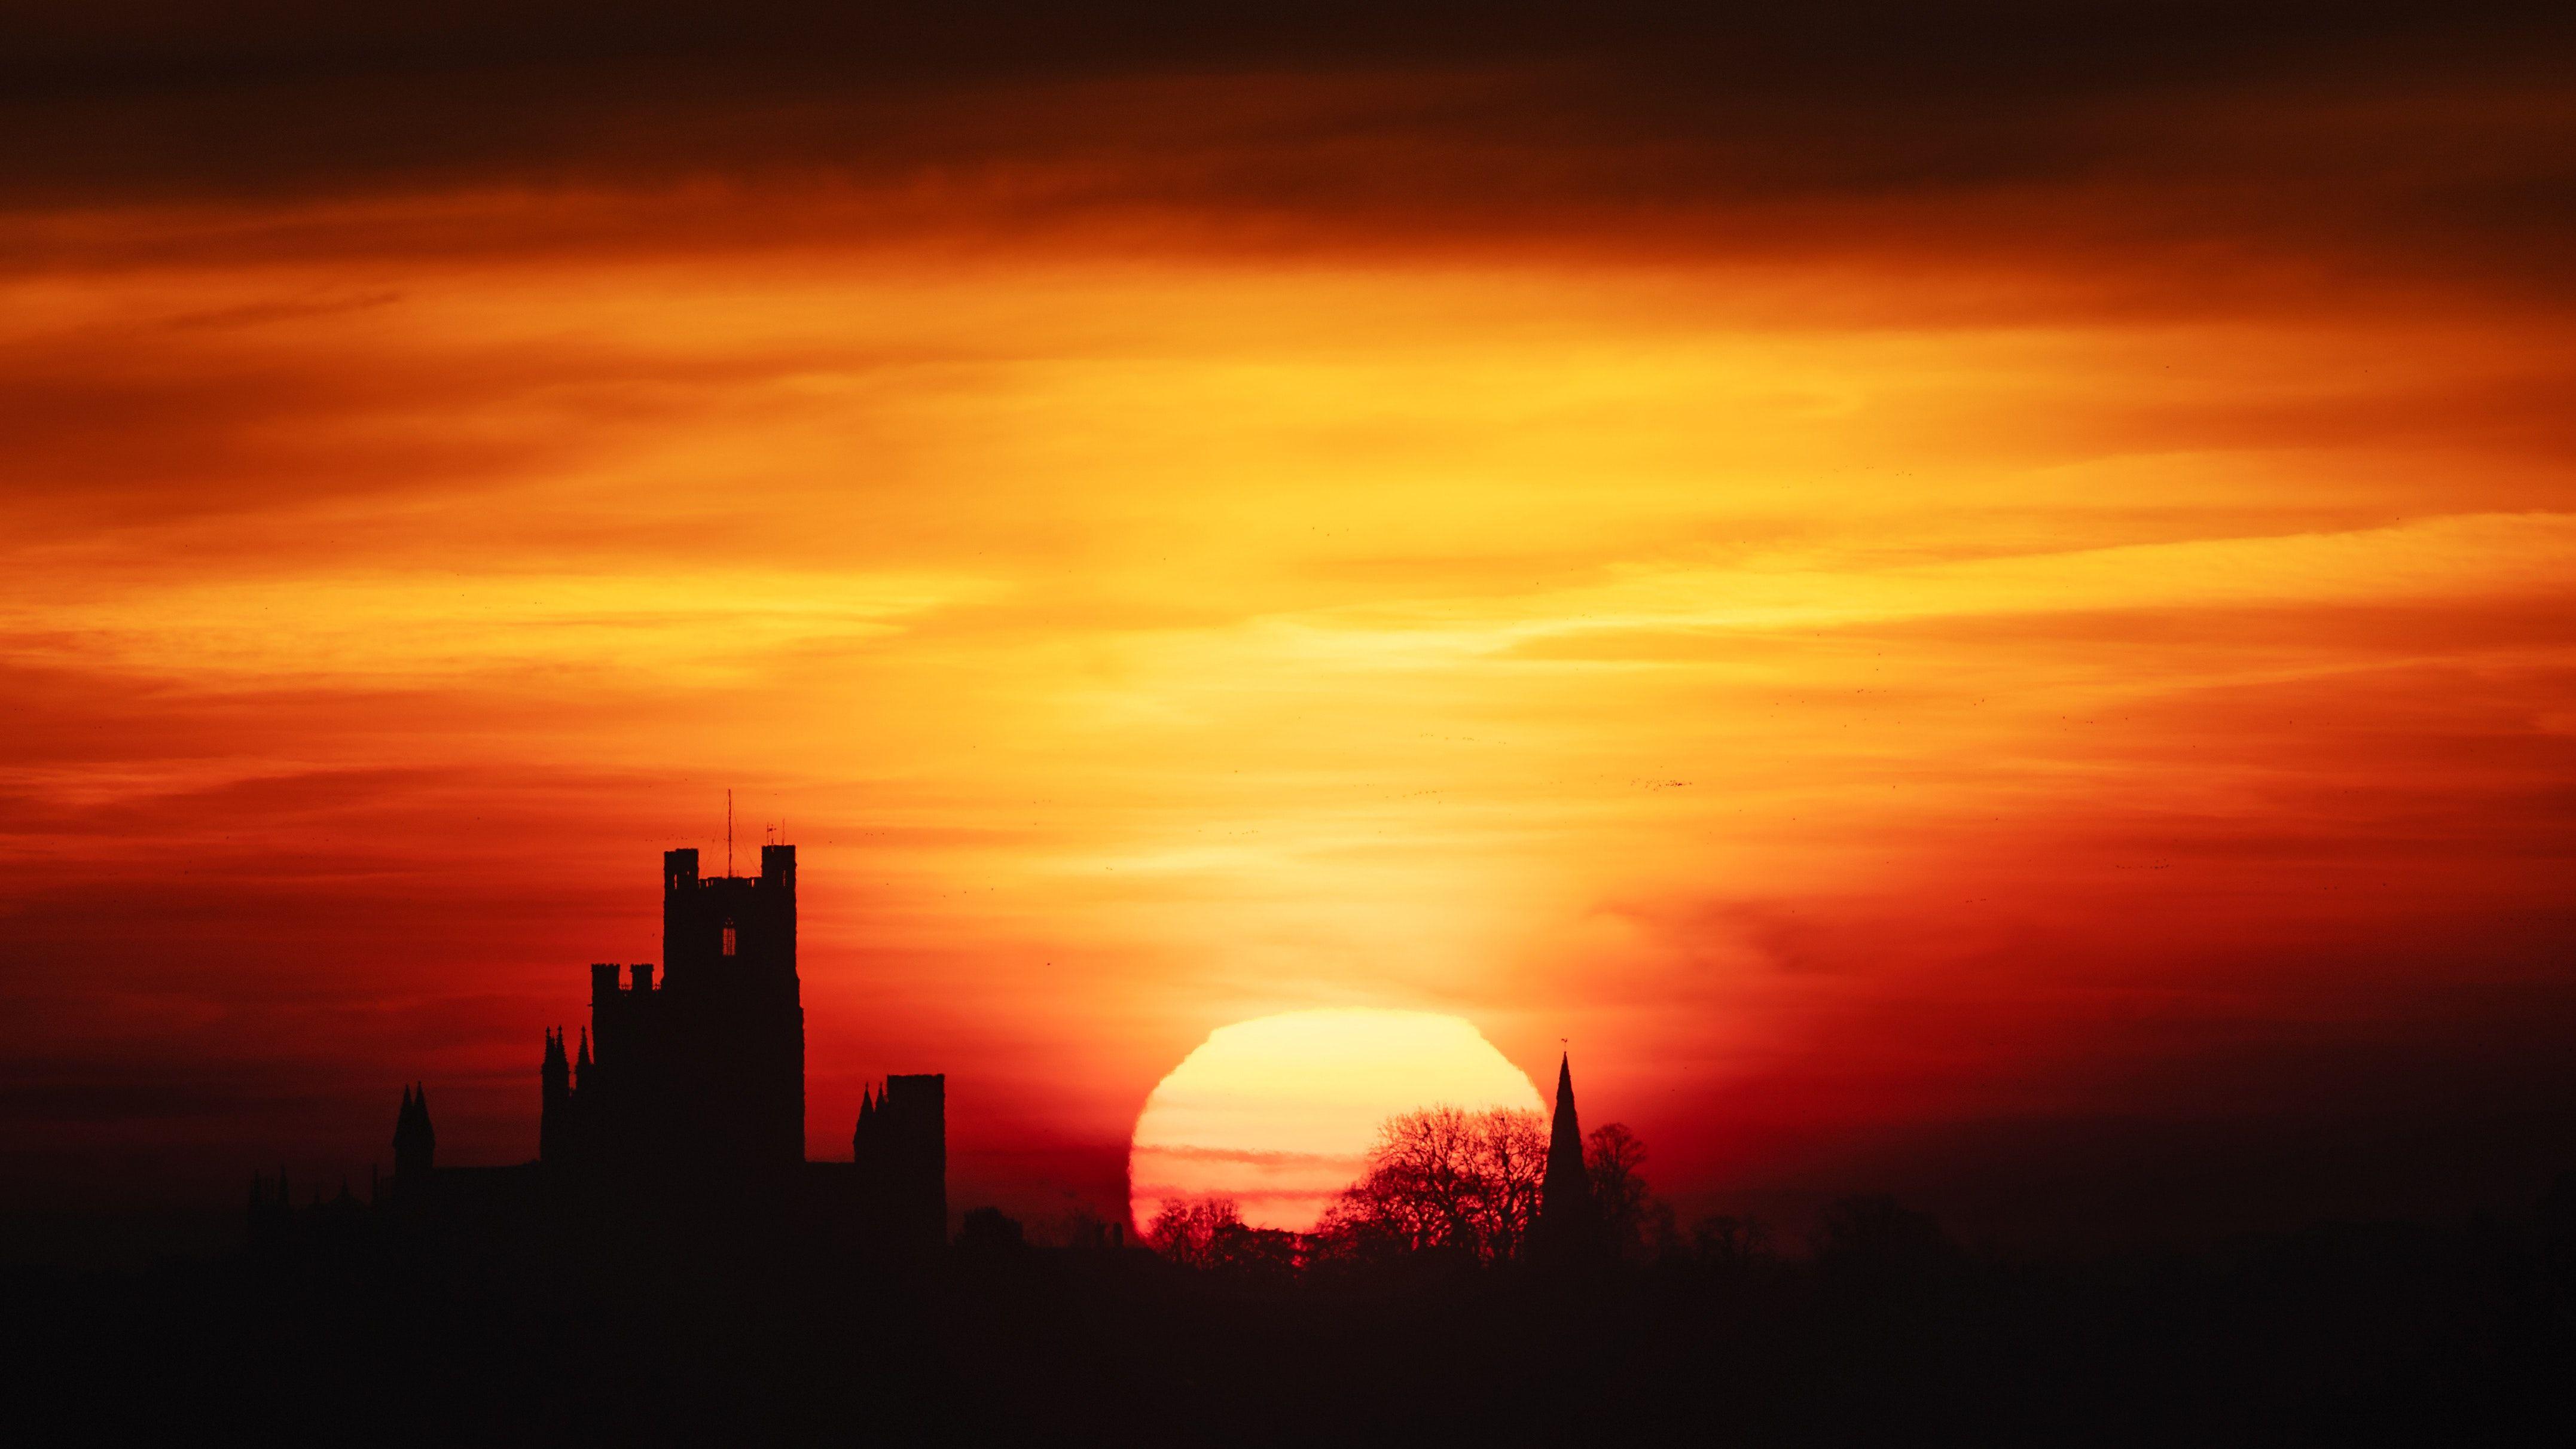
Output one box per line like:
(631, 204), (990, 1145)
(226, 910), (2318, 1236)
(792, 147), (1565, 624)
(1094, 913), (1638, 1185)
(1147, 1106), (1680, 1274)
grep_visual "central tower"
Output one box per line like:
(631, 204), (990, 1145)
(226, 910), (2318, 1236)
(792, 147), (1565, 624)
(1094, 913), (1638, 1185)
(657, 842), (804, 1170)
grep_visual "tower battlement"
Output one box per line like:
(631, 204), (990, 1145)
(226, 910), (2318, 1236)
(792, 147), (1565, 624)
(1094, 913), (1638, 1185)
(332, 838), (945, 1256)
(544, 844), (807, 1176)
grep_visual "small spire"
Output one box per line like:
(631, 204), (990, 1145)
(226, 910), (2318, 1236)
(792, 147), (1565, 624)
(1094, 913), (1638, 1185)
(1536, 1048), (1598, 1262)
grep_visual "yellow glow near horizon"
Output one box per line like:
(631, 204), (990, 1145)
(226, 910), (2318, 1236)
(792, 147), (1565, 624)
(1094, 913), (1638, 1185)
(1128, 1009), (1545, 1234)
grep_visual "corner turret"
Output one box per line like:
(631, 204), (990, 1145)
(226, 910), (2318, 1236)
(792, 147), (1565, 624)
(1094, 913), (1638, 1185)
(541, 1030), (571, 1164)
(854, 1074), (945, 1250)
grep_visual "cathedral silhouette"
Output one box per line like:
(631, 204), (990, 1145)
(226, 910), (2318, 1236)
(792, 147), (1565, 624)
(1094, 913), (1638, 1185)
(251, 843), (946, 1255)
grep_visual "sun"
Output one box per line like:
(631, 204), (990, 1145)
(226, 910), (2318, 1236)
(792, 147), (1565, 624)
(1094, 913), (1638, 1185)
(1128, 1009), (1545, 1234)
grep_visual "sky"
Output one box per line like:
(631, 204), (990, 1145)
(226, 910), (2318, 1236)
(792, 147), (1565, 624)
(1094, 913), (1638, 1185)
(5, 1), (2575, 1260)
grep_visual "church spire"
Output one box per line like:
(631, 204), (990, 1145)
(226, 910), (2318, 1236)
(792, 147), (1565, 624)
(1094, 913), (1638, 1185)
(1535, 1051), (1599, 1263)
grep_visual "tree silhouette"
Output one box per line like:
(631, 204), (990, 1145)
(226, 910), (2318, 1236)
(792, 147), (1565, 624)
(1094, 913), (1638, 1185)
(1146, 1194), (1304, 1278)
(1147, 1195), (1244, 1270)
(1585, 1122), (1654, 1261)
(1813, 1194), (1953, 1290)
(1316, 1106), (1547, 1265)
(1691, 1213), (1774, 1275)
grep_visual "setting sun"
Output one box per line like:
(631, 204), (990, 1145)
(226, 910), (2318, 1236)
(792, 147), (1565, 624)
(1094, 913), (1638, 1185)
(1128, 1010), (1545, 1233)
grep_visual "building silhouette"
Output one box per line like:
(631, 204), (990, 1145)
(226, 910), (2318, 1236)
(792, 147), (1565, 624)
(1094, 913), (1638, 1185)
(1533, 1052), (1600, 1262)
(854, 1072), (948, 1249)
(260, 843), (944, 1256)
(539, 845), (805, 1177)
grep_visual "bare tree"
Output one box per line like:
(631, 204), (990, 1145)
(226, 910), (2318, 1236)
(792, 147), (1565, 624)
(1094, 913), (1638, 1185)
(1585, 1122), (1654, 1261)
(1147, 1194), (1243, 1269)
(1147, 1194), (1306, 1277)
(1692, 1213), (1774, 1274)
(1316, 1106), (1548, 1265)
(1472, 1108), (1548, 1263)
(1814, 1194), (1953, 1286)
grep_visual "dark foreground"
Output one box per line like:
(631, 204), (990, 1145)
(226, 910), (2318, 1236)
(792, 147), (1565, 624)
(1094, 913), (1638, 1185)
(12, 1191), (2576, 1446)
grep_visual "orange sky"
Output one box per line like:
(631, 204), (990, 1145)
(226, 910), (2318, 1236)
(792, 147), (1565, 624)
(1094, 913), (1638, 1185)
(5, 2), (2575, 1259)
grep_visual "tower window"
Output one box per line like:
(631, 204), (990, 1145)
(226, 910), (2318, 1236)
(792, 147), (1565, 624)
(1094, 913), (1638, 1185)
(722, 922), (737, 956)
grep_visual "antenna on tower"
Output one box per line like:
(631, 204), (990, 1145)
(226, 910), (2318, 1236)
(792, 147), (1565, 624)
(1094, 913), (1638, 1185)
(727, 789), (733, 876)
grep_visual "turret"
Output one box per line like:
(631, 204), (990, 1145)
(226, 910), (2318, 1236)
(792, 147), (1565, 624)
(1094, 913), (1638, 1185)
(857, 1074), (946, 1251)
(393, 1082), (435, 1182)
(541, 1030), (571, 1164)
(245, 1166), (303, 1250)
